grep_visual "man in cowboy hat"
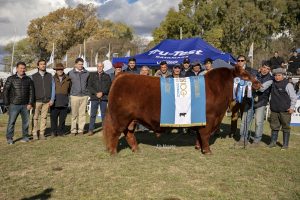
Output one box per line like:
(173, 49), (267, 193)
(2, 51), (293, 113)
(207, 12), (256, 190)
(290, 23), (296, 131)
(50, 63), (71, 137)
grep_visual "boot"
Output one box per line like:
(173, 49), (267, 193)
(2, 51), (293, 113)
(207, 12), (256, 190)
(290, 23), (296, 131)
(269, 130), (278, 148)
(281, 131), (290, 150)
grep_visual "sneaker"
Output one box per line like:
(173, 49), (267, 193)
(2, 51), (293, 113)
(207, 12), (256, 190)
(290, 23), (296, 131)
(21, 137), (30, 143)
(39, 134), (46, 140)
(7, 139), (14, 145)
(268, 142), (276, 148)
(236, 140), (248, 147)
(249, 142), (261, 148)
(33, 134), (38, 140)
(281, 146), (288, 151)
(87, 131), (94, 136)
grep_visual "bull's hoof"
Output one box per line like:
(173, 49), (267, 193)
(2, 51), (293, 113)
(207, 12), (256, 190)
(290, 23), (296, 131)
(108, 148), (117, 155)
(195, 145), (201, 150)
(155, 133), (161, 138)
(131, 147), (139, 153)
(202, 150), (213, 155)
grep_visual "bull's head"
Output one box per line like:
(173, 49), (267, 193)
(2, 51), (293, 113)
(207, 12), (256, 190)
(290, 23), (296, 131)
(233, 65), (261, 90)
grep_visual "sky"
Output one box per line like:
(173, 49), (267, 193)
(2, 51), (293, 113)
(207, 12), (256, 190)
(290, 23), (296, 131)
(0, 0), (181, 45)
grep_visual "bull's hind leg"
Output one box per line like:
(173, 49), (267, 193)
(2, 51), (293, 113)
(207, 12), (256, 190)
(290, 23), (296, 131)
(103, 112), (121, 155)
(124, 121), (139, 152)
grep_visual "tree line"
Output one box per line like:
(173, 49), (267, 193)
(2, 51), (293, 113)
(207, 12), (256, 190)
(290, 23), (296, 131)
(151, 0), (299, 61)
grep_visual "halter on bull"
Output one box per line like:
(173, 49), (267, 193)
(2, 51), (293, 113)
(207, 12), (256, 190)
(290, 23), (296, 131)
(103, 65), (261, 155)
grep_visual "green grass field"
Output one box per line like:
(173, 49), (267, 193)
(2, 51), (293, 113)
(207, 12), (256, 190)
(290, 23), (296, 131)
(0, 114), (299, 200)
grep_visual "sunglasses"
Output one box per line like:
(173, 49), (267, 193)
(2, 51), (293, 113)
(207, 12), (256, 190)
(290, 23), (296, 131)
(237, 60), (245, 62)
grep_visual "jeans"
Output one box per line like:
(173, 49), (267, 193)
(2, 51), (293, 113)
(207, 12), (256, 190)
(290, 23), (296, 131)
(239, 104), (266, 143)
(50, 107), (68, 135)
(253, 106), (266, 143)
(6, 104), (30, 140)
(88, 100), (107, 131)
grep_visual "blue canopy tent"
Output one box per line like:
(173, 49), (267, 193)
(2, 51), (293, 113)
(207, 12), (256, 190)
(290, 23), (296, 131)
(112, 38), (236, 67)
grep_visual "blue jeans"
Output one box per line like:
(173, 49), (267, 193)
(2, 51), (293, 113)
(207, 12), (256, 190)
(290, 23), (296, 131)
(240, 104), (266, 143)
(6, 104), (30, 140)
(88, 100), (107, 131)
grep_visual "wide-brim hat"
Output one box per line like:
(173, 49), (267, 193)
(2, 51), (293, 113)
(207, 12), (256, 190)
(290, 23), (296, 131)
(53, 63), (65, 70)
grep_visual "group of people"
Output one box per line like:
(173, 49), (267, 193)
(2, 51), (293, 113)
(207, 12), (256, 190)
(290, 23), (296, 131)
(233, 55), (298, 150)
(3, 54), (299, 150)
(3, 58), (111, 144)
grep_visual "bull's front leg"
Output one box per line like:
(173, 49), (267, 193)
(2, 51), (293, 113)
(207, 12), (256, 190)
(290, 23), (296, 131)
(195, 132), (202, 150)
(199, 128), (212, 155)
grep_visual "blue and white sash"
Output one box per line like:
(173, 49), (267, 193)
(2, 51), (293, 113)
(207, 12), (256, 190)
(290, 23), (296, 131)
(160, 76), (206, 127)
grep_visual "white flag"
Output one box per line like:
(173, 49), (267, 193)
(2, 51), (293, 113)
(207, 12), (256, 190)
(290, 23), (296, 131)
(47, 50), (54, 66)
(63, 54), (67, 62)
(95, 53), (98, 65)
(81, 54), (88, 68)
(125, 50), (130, 57)
(106, 50), (110, 59)
(248, 42), (254, 58)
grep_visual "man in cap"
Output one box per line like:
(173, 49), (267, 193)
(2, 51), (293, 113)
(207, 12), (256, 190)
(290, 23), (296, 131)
(154, 61), (171, 77)
(185, 62), (202, 77)
(50, 63), (71, 137)
(167, 64), (184, 78)
(110, 62), (123, 81)
(181, 58), (191, 76)
(269, 68), (297, 150)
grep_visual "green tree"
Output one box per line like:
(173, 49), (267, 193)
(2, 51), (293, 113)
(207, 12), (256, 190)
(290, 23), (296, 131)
(152, 0), (299, 56)
(27, 4), (99, 60)
(3, 38), (37, 71)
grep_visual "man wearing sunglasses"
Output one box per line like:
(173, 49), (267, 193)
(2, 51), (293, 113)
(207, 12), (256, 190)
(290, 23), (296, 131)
(230, 55), (256, 138)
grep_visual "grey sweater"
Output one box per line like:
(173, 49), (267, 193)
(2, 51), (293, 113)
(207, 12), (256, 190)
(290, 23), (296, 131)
(68, 68), (89, 96)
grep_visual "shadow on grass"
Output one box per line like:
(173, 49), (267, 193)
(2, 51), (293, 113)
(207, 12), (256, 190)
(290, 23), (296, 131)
(117, 122), (234, 152)
(21, 188), (54, 200)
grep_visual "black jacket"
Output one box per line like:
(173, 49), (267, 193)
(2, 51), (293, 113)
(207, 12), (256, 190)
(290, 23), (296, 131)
(185, 70), (201, 77)
(32, 71), (53, 103)
(88, 72), (112, 101)
(3, 74), (35, 106)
